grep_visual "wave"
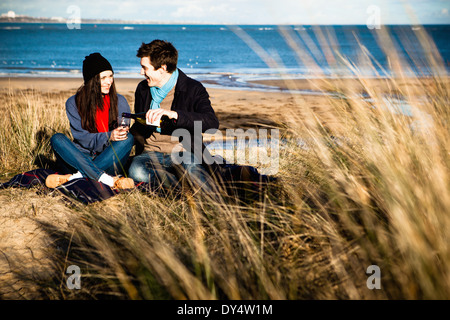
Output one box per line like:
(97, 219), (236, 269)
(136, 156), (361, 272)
(1, 26), (21, 30)
(0, 66), (79, 72)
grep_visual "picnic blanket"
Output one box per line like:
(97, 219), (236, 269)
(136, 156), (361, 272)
(0, 165), (276, 204)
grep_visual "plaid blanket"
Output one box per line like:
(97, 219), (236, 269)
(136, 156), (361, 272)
(0, 169), (122, 204)
(0, 166), (276, 204)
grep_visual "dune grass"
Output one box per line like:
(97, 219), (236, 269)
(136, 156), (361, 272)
(0, 88), (70, 177)
(0, 25), (448, 300)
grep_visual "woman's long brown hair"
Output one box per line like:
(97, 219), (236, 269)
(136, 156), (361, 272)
(75, 74), (118, 133)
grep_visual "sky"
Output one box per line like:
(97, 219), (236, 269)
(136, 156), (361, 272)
(1, 0), (449, 25)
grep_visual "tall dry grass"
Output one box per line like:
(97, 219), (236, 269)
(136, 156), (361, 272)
(270, 25), (450, 299)
(0, 88), (70, 177)
(0, 25), (449, 300)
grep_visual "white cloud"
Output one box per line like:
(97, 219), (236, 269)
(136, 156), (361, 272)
(1, 0), (449, 24)
(171, 4), (205, 19)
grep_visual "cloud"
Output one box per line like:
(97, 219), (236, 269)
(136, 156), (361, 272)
(170, 2), (239, 22)
(1, 0), (449, 24)
(171, 4), (205, 19)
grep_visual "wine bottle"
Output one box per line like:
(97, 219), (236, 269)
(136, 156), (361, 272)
(122, 112), (161, 127)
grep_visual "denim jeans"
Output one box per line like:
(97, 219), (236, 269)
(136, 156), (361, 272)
(50, 133), (134, 180)
(128, 150), (214, 191)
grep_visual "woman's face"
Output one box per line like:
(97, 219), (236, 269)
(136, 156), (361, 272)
(99, 70), (114, 94)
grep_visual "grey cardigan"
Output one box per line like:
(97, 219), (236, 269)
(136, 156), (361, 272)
(65, 94), (131, 155)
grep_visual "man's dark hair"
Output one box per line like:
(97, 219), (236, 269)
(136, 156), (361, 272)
(137, 40), (178, 73)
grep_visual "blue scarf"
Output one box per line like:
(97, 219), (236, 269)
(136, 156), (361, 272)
(150, 68), (179, 132)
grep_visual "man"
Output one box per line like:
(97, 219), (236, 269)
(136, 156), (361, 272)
(128, 40), (219, 193)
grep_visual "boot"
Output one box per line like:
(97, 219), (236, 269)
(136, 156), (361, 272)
(45, 174), (72, 188)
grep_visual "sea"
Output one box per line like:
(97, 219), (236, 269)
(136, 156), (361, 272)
(0, 23), (449, 90)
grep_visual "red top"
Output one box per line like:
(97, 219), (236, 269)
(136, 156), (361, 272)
(96, 94), (110, 133)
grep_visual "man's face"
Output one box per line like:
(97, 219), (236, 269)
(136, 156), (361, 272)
(99, 70), (114, 95)
(140, 57), (166, 88)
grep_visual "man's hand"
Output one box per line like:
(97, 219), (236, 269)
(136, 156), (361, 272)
(146, 109), (178, 126)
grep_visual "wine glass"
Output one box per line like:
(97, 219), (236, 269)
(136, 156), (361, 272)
(117, 115), (131, 129)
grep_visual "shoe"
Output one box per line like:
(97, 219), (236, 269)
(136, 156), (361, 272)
(112, 177), (135, 190)
(45, 174), (72, 188)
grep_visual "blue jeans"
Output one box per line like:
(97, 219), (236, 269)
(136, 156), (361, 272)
(128, 151), (213, 191)
(50, 133), (134, 180)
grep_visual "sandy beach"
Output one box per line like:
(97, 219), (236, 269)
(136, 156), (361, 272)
(1, 76), (289, 130)
(0, 76), (349, 133)
(0, 77), (285, 133)
(2, 75), (443, 133)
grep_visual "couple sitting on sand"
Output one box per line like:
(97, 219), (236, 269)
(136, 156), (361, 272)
(46, 39), (219, 194)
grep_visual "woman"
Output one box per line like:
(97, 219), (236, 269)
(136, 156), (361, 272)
(46, 52), (134, 189)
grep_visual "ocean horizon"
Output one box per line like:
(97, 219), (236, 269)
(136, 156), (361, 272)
(1, 23), (448, 90)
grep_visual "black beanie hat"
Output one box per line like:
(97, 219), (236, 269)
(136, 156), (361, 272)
(82, 53), (113, 84)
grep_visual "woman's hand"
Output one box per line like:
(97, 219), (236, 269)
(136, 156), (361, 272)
(110, 126), (129, 141)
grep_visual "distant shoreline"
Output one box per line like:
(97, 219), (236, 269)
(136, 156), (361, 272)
(0, 18), (445, 26)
